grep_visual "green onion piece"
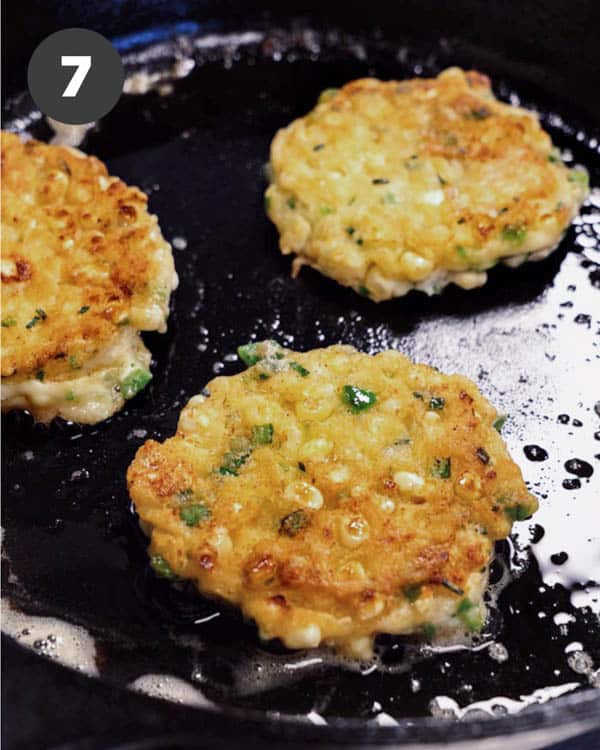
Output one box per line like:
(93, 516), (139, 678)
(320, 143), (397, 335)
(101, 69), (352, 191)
(35, 308), (47, 320)
(413, 391), (424, 400)
(35, 370), (45, 382)
(504, 503), (532, 522)
(502, 224), (527, 243)
(429, 396), (445, 410)
(298, 462), (306, 472)
(219, 438), (252, 476)
(456, 597), (484, 632)
(431, 457), (451, 479)
(1, 317), (17, 327)
(345, 226), (356, 235)
(252, 423), (274, 445)
(151, 554), (176, 579)
(78, 306), (90, 314)
(290, 361), (310, 377)
(422, 623), (437, 639)
(180, 503), (212, 527)
(69, 355), (81, 370)
(455, 245), (468, 260)
(313, 143), (325, 151)
(342, 384), (377, 413)
(65, 390), (76, 401)
(280, 509), (310, 536)
(568, 169), (589, 188)
(372, 178), (390, 185)
(404, 584), (422, 603)
(467, 107), (491, 120)
(320, 206), (334, 215)
(357, 286), (370, 298)
(120, 369), (152, 400)
(287, 197), (296, 209)
(318, 88), (339, 104)
(237, 343), (262, 366)
(493, 414), (507, 433)
(264, 195), (271, 212)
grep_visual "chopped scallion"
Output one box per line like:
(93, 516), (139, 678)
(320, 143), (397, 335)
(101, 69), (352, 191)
(180, 503), (211, 527)
(501, 224), (527, 243)
(237, 343), (262, 366)
(456, 597), (484, 632)
(431, 457), (451, 479)
(290, 361), (310, 377)
(504, 503), (531, 522)
(342, 384), (377, 413)
(404, 584), (422, 603)
(280, 509), (309, 536)
(120, 369), (152, 400)
(429, 396), (445, 411)
(151, 554), (176, 579)
(252, 423), (274, 445)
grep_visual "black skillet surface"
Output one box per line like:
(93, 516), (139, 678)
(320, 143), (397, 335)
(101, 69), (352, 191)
(2, 6), (600, 749)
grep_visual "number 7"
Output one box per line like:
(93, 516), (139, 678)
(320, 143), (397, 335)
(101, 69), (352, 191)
(61, 55), (92, 97)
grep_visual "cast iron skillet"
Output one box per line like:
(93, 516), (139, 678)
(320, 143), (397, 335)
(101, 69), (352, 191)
(2, 1), (600, 748)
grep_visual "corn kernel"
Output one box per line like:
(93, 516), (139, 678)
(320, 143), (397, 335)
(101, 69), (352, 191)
(374, 494), (395, 513)
(284, 481), (324, 509)
(359, 594), (384, 620)
(329, 465), (349, 483)
(285, 624), (322, 649)
(340, 561), (367, 580)
(454, 471), (482, 501)
(295, 383), (336, 420)
(393, 471), (425, 492)
(344, 636), (373, 659)
(339, 515), (370, 547)
(398, 251), (434, 281)
(210, 526), (232, 554)
(453, 271), (487, 290)
(300, 438), (333, 460)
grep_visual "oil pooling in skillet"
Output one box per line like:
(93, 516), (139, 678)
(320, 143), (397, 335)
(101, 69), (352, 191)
(1, 27), (599, 723)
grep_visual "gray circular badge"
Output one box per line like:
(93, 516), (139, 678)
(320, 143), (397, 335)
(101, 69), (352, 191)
(27, 28), (124, 125)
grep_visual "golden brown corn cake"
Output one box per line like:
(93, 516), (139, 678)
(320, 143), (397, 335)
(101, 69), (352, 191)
(1, 132), (178, 423)
(265, 67), (589, 301)
(127, 341), (537, 657)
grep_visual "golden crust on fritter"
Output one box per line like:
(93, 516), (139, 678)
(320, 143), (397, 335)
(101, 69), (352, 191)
(265, 67), (588, 301)
(1, 131), (176, 381)
(127, 341), (536, 655)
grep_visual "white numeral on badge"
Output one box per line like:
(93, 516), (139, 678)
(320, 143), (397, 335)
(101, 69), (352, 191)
(61, 55), (92, 97)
